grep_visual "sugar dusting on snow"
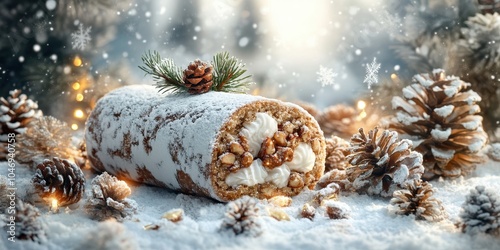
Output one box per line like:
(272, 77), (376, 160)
(1, 160), (500, 250)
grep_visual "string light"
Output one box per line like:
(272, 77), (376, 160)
(73, 56), (82, 67)
(74, 109), (84, 119)
(76, 94), (84, 101)
(71, 124), (79, 130)
(357, 100), (367, 120)
(72, 82), (81, 90)
(50, 198), (59, 213)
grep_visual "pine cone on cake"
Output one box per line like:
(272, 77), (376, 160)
(32, 157), (85, 206)
(0, 89), (42, 160)
(324, 136), (350, 172)
(317, 104), (359, 138)
(183, 59), (214, 94)
(390, 69), (488, 180)
(390, 179), (446, 221)
(346, 127), (424, 197)
(460, 186), (500, 236)
(220, 196), (262, 237)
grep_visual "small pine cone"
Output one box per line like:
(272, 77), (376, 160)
(85, 172), (137, 221)
(346, 127), (424, 197)
(317, 104), (358, 138)
(460, 186), (500, 235)
(0, 89), (42, 160)
(324, 136), (351, 172)
(3, 200), (44, 241)
(390, 69), (488, 180)
(32, 158), (85, 206)
(183, 59), (214, 94)
(16, 116), (79, 165)
(220, 196), (262, 237)
(390, 179), (446, 222)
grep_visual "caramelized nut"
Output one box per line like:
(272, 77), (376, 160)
(273, 131), (287, 146)
(229, 142), (245, 155)
(238, 135), (250, 151)
(278, 147), (294, 162)
(301, 203), (315, 220)
(220, 153), (236, 165)
(240, 152), (254, 168)
(288, 173), (304, 188)
(283, 122), (294, 134)
(311, 138), (321, 154)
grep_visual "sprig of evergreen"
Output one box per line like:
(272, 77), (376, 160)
(139, 51), (253, 95)
(212, 51), (253, 93)
(139, 51), (186, 94)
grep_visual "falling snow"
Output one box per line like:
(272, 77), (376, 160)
(363, 57), (381, 89)
(71, 24), (92, 51)
(317, 65), (338, 88)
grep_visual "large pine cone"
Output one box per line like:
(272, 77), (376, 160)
(390, 69), (488, 180)
(32, 157), (85, 206)
(317, 104), (359, 138)
(183, 60), (214, 94)
(390, 179), (445, 221)
(0, 89), (42, 160)
(346, 127), (424, 197)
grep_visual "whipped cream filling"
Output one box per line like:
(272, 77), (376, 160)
(240, 112), (278, 156)
(265, 164), (291, 188)
(225, 159), (268, 188)
(287, 143), (315, 173)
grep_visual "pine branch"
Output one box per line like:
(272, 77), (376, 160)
(212, 52), (253, 93)
(139, 51), (186, 94)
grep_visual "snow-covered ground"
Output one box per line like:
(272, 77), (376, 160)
(1, 159), (499, 250)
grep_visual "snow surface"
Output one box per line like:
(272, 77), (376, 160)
(1, 160), (500, 250)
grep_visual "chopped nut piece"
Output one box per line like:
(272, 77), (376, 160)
(229, 142), (245, 155)
(238, 135), (250, 151)
(240, 152), (254, 168)
(301, 203), (315, 220)
(162, 208), (184, 223)
(267, 207), (290, 221)
(143, 224), (161, 230)
(220, 153), (236, 165)
(300, 126), (312, 141)
(312, 183), (339, 207)
(277, 147), (294, 162)
(273, 131), (287, 147)
(283, 122), (294, 134)
(268, 196), (292, 207)
(288, 173), (304, 188)
(310, 138), (321, 154)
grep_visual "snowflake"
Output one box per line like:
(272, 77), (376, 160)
(317, 65), (338, 88)
(375, 10), (402, 38)
(71, 24), (92, 51)
(363, 58), (381, 89)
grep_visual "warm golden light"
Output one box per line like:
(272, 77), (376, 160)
(72, 82), (81, 90)
(391, 73), (398, 80)
(51, 198), (59, 212)
(73, 56), (82, 67)
(74, 109), (84, 119)
(359, 110), (367, 119)
(76, 94), (84, 101)
(71, 124), (79, 130)
(357, 100), (366, 110)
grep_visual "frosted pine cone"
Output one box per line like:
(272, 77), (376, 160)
(346, 127), (424, 197)
(3, 200), (45, 241)
(85, 172), (137, 221)
(0, 89), (42, 160)
(220, 196), (262, 237)
(390, 179), (446, 222)
(460, 13), (500, 73)
(32, 157), (85, 206)
(16, 116), (80, 165)
(324, 136), (350, 172)
(460, 186), (500, 236)
(183, 59), (214, 94)
(317, 104), (359, 138)
(390, 69), (488, 180)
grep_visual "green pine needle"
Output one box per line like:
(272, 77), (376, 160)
(212, 52), (253, 93)
(138, 51), (186, 94)
(139, 50), (253, 95)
